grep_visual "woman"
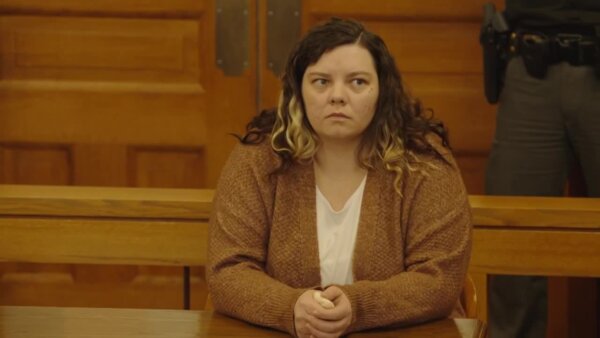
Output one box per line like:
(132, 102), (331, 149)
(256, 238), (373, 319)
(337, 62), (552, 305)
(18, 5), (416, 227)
(208, 18), (471, 338)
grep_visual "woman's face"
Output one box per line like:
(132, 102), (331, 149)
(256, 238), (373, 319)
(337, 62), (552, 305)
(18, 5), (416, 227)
(301, 43), (379, 145)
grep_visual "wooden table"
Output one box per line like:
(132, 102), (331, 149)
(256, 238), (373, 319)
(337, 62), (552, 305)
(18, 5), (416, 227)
(0, 306), (486, 338)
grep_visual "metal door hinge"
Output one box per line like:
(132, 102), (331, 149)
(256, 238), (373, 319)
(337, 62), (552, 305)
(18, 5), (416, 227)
(266, 0), (301, 76)
(216, 0), (250, 76)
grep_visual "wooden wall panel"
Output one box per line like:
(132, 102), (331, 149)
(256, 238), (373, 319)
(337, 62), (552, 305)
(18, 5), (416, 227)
(366, 21), (480, 74)
(0, 144), (72, 184)
(0, 15), (206, 146)
(0, 90), (205, 145)
(404, 74), (495, 151)
(454, 154), (487, 195)
(72, 144), (128, 186)
(130, 147), (205, 188)
(0, 16), (200, 83)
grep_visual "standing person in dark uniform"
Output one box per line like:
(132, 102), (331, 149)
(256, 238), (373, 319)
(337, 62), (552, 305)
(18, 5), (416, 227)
(483, 0), (600, 337)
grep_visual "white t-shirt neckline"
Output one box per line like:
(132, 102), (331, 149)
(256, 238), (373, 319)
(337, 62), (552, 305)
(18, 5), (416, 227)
(316, 175), (367, 287)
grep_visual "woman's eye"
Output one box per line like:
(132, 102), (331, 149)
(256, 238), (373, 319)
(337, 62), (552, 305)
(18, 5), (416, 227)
(352, 78), (367, 86)
(313, 78), (328, 87)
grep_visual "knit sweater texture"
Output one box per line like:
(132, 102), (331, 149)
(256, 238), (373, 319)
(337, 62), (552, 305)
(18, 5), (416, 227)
(207, 137), (472, 336)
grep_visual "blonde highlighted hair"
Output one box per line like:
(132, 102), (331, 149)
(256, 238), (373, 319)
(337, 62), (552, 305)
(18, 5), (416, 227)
(271, 94), (317, 163)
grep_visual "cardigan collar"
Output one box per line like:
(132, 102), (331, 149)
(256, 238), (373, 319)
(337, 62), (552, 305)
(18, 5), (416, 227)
(284, 161), (385, 285)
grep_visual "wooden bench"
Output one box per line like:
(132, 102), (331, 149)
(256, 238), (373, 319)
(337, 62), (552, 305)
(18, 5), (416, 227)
(0, 184), (214, 309)
(469, 195), (600, 322)
(1, 185), (598, 322)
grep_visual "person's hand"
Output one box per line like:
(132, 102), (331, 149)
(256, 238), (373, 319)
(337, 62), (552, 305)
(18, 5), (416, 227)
(294, 289), (321, 338)
(294, 287), (352, 338)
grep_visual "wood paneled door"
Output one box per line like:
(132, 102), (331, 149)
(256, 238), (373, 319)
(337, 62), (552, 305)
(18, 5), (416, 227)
(0, 0), (257, 310)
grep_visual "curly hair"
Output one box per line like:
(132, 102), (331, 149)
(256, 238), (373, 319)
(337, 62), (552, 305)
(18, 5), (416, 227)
(238, 17), (449, 194)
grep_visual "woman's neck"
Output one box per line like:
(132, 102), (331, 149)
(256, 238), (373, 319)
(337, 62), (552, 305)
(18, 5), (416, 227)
(313, 139), (367, 211)
(313, 139), (364, 176)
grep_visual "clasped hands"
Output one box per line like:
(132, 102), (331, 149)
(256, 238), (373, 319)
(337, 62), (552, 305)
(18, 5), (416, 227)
(294, 286), (352, 338)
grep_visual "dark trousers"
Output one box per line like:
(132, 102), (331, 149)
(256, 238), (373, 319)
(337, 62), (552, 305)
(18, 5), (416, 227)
(485, 56), (600, 338)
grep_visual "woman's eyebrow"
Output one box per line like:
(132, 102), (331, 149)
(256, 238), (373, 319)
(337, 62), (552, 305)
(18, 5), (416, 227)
(305, 71), (331, 77)
(347, 71), (373, 78)
(306, 71), (373, 78)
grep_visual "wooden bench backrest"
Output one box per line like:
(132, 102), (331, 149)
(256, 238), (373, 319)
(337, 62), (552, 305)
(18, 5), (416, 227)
(2, 185), (599, 319)
(2, 186), (599, 274)
(469, 195), (600, 277)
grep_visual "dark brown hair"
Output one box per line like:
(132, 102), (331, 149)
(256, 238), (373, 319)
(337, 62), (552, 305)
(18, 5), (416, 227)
(239, 17), (449, 177)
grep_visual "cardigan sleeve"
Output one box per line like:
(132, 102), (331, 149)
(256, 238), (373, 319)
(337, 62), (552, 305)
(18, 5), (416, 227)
(338, 152), (472, 333)
(207, 143), (304, 335)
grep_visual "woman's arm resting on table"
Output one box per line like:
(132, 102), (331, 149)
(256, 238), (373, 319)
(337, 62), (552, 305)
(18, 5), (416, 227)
(339, 155), (472, 333)
(207, 144), (305, 335)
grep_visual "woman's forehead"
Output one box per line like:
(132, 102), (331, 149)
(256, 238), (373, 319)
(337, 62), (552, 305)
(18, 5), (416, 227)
(305, 44), (376, 74)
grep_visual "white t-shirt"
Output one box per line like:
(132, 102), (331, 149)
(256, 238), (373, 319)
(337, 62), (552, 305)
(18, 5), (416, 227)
(316, 175), (367, 287)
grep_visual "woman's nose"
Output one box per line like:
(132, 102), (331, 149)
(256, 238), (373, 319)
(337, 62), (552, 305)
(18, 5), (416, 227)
(329, 83), (346, 104)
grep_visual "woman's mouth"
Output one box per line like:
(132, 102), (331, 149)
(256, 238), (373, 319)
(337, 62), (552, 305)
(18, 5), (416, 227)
(327, 112), (349, 119)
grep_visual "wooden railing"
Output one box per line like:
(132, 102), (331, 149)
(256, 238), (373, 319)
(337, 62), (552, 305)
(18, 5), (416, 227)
(0, 185), (214, 309)
(468, 195), (600, 322)
(1, 185), (599, 323)
(470, 195), (600, 277)
(0, 185), (213, 267)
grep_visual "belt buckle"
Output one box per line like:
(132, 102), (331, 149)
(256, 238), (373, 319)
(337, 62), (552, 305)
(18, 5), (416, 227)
(555, 33), (596, 66)
(555, 33), (583, 48)
(522, 32), (547, 44)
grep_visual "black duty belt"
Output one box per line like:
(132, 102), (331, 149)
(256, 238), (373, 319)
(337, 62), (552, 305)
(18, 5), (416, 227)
(508, 30), (600, 78)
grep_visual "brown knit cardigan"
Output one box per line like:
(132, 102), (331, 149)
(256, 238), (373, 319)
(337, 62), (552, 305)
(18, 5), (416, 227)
(207, 138), (472, 336)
